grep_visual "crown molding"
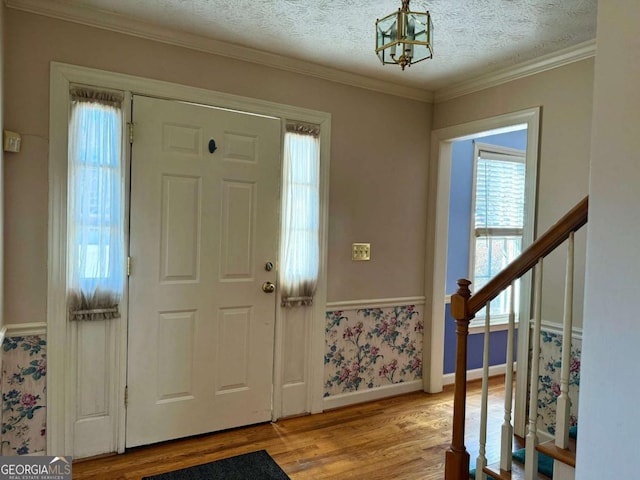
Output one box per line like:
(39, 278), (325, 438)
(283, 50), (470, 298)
(434, 39), (597, 103)
(7, 0), (596, 105)
(6, 0), (434, 103)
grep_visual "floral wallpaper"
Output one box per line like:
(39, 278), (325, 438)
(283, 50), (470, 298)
(1, 336), (47, 455)
(324, 305), (423, 397)
(536, 329), (581, 436)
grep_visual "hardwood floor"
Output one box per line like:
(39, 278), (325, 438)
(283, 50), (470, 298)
(73, 377), (510, 479)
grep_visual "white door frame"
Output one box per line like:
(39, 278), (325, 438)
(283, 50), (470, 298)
(424, 107), (540, 437)
(48, 62), (330, 456)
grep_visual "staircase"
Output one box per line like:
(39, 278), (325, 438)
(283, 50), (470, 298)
(478, 425), (577, 479)
(444, 196), (588, 480)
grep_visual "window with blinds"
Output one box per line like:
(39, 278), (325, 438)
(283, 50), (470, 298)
(471, 145), (526, 320)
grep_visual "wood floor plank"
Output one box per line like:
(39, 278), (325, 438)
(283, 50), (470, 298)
(73, 377), (508, 479)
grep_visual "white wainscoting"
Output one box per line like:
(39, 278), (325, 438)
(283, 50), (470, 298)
(70, 318), (122, 458)
(278, 306), (314, 418)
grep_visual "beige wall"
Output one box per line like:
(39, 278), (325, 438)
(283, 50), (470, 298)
(433, 59), (594, 326)
(3, 9), (432, 324)
(0, 0), (4, 330)
(578, 1), (640, 477)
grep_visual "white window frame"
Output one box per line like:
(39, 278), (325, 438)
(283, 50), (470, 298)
(67, 92), (126, 312)
(279, 127), (321, 306)
(468, 141), (530, 330)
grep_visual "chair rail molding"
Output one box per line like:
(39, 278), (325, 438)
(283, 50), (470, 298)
(326, 296), (426, 311)
(4, 322), (48, 337)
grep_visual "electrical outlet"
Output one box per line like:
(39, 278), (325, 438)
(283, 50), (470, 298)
(352, 243), (371, 261)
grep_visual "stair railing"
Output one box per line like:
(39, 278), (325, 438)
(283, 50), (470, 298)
(444, 196), (588, 480)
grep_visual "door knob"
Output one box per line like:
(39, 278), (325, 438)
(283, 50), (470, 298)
(262, 281), (275, 293)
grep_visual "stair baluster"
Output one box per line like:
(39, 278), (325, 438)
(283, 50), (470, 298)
(476, 302), (491, 479)
(525, 259), (543, 480)
(556, 232), (574, 449)
(500, 281), (516, 472)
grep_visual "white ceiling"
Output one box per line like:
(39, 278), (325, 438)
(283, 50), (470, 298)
(9, 0), (598, 96)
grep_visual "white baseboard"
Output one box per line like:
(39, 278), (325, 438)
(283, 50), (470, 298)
(323, 380), (423, 410)
(442, 362), (517, 386)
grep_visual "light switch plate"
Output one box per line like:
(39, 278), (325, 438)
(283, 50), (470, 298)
(352, 243), (371, 261)
(3, 130), (21, 153)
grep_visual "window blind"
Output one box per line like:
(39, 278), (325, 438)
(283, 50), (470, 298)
(472, 148), (526, 319)
(474, 152), (525, 232)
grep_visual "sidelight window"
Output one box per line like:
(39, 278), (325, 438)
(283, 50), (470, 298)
(67, 88), (125, 320)
(279, 123), (320, 307)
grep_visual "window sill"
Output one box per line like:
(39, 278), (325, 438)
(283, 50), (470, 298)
(468, 318), (519, 335)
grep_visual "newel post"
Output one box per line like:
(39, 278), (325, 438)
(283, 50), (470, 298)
(445, 279), (473, 480)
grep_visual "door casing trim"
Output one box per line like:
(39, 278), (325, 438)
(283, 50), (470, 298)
(48, 62), (331, 456)
(424, 107), (540, 437)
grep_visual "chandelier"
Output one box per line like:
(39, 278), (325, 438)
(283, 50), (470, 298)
(375, 0), (433, 70)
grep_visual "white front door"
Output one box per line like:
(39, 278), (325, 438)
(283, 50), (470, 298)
(126, 95), (281, 448)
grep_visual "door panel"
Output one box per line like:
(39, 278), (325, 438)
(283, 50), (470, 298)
(160, 175), (201, 281)
(126, 95), (280, 448)
(220, 181), (255, 278)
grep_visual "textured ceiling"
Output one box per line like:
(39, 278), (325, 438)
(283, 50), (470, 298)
(18, 0), (598, 92)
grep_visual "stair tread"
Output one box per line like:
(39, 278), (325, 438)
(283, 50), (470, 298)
(483, 461), (551, 480)
(536, 438), (577, 468)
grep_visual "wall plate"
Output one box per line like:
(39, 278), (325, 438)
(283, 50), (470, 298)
(352, 243), (371, 261)
(3, 130), (21, 153)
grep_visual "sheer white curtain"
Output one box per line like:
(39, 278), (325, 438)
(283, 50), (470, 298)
(67, 89), (125, 320)
(279, 124), (320, 307)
